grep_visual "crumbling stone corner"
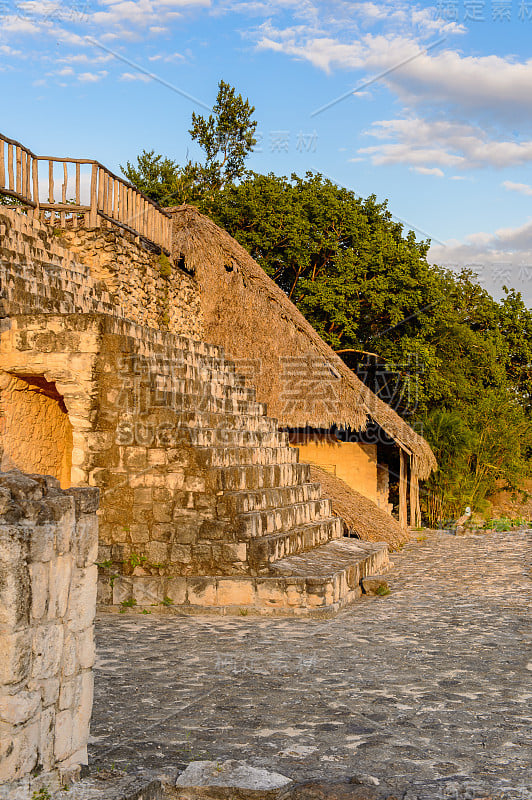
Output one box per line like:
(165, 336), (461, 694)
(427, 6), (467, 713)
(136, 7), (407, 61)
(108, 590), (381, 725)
(0, 470), (99, 799)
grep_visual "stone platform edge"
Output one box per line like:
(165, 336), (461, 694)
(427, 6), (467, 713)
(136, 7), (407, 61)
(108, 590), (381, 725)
(97, 544), (389, 618)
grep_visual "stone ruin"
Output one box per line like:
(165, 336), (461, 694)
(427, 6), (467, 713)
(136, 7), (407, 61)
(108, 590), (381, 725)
(0, 470), (98, 798)
(0, 208), (389, 619)
(0, 134), (438, 796)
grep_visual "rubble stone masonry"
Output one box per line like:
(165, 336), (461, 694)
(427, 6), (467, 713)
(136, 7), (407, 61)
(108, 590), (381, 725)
(0, 208), (202, 339)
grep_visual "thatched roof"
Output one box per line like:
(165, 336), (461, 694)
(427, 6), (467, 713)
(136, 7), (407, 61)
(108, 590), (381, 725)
(310, 465), (409, 550)
(168, 205), (437, 479)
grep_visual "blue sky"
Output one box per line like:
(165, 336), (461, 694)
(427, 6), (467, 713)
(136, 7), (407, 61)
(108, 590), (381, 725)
(2, 0), (532, 302)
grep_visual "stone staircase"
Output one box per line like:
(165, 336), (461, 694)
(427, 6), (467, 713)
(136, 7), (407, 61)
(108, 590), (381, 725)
(106, 333), (389, 616)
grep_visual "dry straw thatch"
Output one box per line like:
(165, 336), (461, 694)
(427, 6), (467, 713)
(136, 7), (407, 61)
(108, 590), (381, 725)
(168, 205), (437, 479)
(310, 465), (409, 550)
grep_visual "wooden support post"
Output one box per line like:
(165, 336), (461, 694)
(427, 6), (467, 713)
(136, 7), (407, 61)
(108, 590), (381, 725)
(89, 163), (98, 228)
(7, 144), (14, 190)
(399, 449), (408, 529)
(15, 146), (21, 194)
(32, 158), (39, 219)
(410, 465), (421, 528)
(48, 160), (54, 204)
(0, 139), (4, 189)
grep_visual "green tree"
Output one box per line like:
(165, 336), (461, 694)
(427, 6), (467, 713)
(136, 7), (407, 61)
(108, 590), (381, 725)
(190, 79), (257, 195)
(122, 80), (257, 206)
(123, 93), (532, 520)
(121, 150), (200, 207)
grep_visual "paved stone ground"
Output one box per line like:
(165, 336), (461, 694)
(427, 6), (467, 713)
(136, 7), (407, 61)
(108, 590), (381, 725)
(90, 531), (532, 799)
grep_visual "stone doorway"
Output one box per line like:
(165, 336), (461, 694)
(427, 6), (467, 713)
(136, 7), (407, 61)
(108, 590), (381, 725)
(0, 373), (73, 488)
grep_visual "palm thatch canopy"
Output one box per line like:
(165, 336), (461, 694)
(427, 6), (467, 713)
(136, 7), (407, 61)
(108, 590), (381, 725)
(309, 465), (409, 550)
(168, 205), (437, 479)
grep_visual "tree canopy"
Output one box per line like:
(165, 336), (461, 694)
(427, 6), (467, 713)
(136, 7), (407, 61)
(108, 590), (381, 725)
(123, 82), (532, 525)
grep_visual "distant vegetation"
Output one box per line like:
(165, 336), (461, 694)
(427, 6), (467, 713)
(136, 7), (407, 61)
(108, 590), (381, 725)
(123, 81), (532, 526)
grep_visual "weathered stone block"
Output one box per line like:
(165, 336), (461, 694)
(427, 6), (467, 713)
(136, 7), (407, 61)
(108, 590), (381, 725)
(153, 504), (172, 523)
(0, 691), (41, 726)
(73, 515), (98, 568)
(256, 581), (287, 608)
(28, 523), (55, 563)
(187, 578), (217, 606)
(129, 524), (150, 543)
(170, 544), (192, 564)
(31, 623), (64, 679)
(112, 576), (132, 605)
(0, 719), (39, 783)
(217, 579), (255, 607)
(222, 543), (247, 563)
(47, 555), (72, 619)
(0, 630), (32, 684)
(146, 541), (169, 563)
(152, 523), (174, 541)
(132, 577), (164, 605)
(66, 564), (98, 632)
(29, 561), (48, 620)
(164, 577), (187, 605)
(54, 708), (73, 763)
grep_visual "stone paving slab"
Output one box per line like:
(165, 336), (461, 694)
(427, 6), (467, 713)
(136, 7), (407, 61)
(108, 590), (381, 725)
(89, 531), (532, 799)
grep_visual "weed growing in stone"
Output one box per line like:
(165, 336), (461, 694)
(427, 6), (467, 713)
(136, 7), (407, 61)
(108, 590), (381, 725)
(32, 789), (51, 800)
(161, 596), (174, 606)
(119, 598), (137, 613)
(159, 253), (172, 278)
(376, 585), (391, 597)
(124, 553), (148, 569)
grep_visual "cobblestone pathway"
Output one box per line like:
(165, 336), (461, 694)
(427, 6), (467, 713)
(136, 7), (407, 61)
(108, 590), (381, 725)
(90, 531), (532, 799)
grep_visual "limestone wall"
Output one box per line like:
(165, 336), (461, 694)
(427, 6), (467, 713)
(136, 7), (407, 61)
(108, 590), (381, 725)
(0, 208), (202, 340)
(0, 471), (99, 798)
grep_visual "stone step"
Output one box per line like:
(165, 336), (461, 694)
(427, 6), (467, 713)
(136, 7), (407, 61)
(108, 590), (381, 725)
(236, 498), (333, 539)
(169, 393), (266, 417)
(195, 445), (299, 469)
(106, 539), (390, 617)
(168, 377), (256, 403)
(170, 363), (248, 390)
(167, 335), (225, 361)
(217, 482), (323, 516)
(269, 538), (389, 579)
(248, 516), (343, 572)
(187, 427), (289, 449)
(178, 410), (280, 434)
(209, 462), (311, 493)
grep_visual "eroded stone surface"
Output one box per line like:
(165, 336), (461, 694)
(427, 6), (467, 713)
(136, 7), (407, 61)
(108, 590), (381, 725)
(174, 759), (292, 798)
(90, 531), (532, 799)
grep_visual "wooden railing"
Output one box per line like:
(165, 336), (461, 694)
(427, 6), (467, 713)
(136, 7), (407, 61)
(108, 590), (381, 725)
(0, 132), (172, 253)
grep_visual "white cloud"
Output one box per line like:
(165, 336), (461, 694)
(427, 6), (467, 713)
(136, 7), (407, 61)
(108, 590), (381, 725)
(0, 45), (22, 56)
(255, 19), (532, 122)
(148, 51), (185, 61)
(502, 180), (532, 197)
(91, 0), (209, 34)
(410, 166), (444, 177)
(78, 70), (108, 81)
(358, 117), (532, 170)
(429, 220), (532, 301)
(120, 71), (152, 81)
(57, 52), (113, 64)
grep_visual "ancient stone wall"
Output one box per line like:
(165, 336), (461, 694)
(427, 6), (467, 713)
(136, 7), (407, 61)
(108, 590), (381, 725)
(0, 471), (99, 798)
(0, 208), (202, 339)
